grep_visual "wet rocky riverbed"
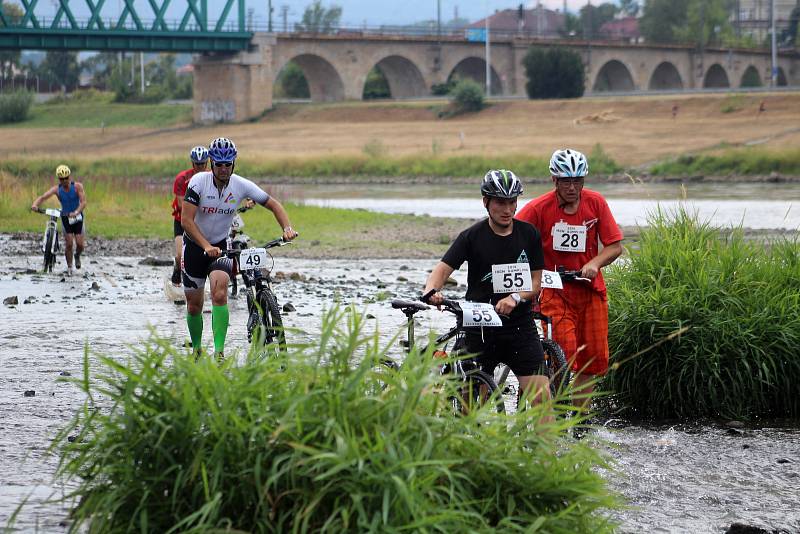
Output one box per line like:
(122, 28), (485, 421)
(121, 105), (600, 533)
(1, 242), (798, 533)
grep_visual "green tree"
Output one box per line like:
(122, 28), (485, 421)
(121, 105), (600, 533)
(275, 61), (310, 98)
(37, 51), (80, 92)
(674, 0), (734, 47)
(449, 78), (484, 113)
(295, 1), (342, 33)
(640, 0), (689, 43)
(782, 5), (799, 46)
(579, 2), (618, 39)
(81, 52), (120, 90)
(362, 66), (390, 99)
(620, 0), (640, 17)
(0, 2), (23, 83)
(523, 46), (585, 99)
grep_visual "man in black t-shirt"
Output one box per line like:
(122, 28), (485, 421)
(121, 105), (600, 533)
(424, 170), (551, 409)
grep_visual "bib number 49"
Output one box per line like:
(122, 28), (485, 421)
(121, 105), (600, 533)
(239, 248), (267, 270)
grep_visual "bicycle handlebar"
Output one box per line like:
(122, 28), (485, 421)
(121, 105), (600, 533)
(557, 267), (592, 283)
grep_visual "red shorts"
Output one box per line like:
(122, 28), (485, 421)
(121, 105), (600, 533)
(539, 283), (609, 376)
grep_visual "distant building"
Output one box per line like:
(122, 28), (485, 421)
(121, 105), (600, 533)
(598, 16), (641, 43)
(469, 6), (565, 38)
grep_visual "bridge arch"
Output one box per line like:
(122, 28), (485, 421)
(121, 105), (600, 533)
(276, 54), (345, 102)
(648, 62), (683, 90)
(592, 59), (635, 92)
(777, 67), (788, 86)
(447, 57), (503, 95)
(368, 55), (427, 98)
(740, 65), (762, 87)
(703, 64), (730, 88)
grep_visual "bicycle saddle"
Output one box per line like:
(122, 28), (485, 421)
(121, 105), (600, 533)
(390, 299), (429, 311)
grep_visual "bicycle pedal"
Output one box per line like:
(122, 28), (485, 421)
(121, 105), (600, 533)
(399, 340), (409, 348)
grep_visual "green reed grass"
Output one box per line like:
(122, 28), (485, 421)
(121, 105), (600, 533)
(0, 100), (191, 128)
(605, 208), (800, 420)
(2, 150), (621, 180)
(649, 148), (800, 177)
(53, 308), (617, 533)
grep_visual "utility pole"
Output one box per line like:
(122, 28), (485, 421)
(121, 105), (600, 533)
(437, 0), (441, 39)
(140, 52), (145, 94)
(268, 0), (273, 32)
(485, 0), (491, 96)
(770, 0), (777, 86)
(281, 4), (289, 32)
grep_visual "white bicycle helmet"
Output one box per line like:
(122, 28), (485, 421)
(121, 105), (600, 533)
(481, 169), (523, 199)
(190, 145), (209, 164)
(549, 149), (588, 178)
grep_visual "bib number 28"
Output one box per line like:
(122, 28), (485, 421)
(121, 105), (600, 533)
(552, 222), (587, 253)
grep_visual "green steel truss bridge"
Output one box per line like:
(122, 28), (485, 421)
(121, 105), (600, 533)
(0, 0), (252, 52)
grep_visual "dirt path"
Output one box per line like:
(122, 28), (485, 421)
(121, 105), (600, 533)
(4, 93), (800, 168)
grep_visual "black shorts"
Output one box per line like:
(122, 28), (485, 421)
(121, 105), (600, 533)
(463, 325), (546, 378)
(173, 219), (183, 237)
(181, 237), (233, 291)
(61, 215), (84, 235)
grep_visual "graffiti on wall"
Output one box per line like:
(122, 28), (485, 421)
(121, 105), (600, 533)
(200, 100), (236, 122)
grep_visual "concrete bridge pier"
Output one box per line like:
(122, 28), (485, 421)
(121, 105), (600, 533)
(193, 33), (275, 123)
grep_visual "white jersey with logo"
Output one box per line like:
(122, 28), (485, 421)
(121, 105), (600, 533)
(184, 172), (269, 244)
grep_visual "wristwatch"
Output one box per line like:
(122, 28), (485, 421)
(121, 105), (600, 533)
(510, 292), (526, 305)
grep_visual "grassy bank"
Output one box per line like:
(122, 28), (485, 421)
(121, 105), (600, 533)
(605, 208), (800, 420)
(0, 96), (191, 129)
(0, 172), (461, 257)
(0, 145), (622, 180)
(51, 309), (617, 532)
(649, 147), (800, 177)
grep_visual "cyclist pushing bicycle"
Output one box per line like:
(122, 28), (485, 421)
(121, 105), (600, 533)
(180, 137), (298, 361)
(516, 149), (624, 412)
(423, 170), (552, 414)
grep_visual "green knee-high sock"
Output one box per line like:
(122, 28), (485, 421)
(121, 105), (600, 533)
(186, 313), (203, 351)
(212, 304), (229, 354)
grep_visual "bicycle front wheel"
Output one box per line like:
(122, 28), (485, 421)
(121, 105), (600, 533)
(257, 289), (286, 353)
(542, 338), (571, 398)
(449, 369), (505, 415)
(43, 229), (55, 273)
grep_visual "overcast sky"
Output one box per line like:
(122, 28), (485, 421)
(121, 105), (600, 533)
(22, 0), (604, 30)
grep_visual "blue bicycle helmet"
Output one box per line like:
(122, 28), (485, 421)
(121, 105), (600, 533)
(189, 145), (209, 164)
(208, 137), (237, 163)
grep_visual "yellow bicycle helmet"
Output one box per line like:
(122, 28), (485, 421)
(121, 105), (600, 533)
(56, 165), (71, 179)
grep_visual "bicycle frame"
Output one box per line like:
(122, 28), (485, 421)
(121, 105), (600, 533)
(37, 208), (61, 272)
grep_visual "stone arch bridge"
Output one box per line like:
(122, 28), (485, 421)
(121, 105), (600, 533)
(193, 33), (798, 123)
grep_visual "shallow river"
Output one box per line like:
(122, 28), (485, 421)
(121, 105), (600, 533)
(1, 250), (798, 533)
(285, 182), (800, 230)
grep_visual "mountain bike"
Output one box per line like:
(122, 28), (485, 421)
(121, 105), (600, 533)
(35, 207), (61, 273)
(387, 290), (505, 414)
(493, 269), (586, 411)
(222, 237), (292, 355)
(227, 204), (253, 298)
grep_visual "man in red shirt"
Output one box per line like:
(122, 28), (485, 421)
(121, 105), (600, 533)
(171, 146), (209, 285)
(516, 148), (623, 411)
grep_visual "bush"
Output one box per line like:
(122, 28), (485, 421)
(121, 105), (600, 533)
(54, 308), (618, 533)
(523, 47), (585, 99)
(431, 80), (457, 95)
(605, 208), (800, 420)
(449, 78), (484, 114)
(0, 90), (34, 123)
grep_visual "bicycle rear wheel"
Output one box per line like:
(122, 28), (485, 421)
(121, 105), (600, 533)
(542, 338), (571, 398)
(449, 369), (505, 415)
(42, 229), (55, 273)
(256, 289), (286, 353)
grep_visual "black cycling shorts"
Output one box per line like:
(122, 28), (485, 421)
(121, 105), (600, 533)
(173, 219), (183, 237)
(61, 215), (84, 235)
(181, 237), (233, 291)
(463, 325), (547, 378)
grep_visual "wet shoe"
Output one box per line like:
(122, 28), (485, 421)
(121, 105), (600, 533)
(74, 253), (81, 269)
(171, 269), (181, 286)
(215, 352), (225, 364)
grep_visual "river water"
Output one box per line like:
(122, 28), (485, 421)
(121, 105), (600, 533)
(1, 247), (798, 533)
(286, 182), (800, 230)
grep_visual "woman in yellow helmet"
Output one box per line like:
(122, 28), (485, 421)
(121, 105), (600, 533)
(31, 164), (88, 275)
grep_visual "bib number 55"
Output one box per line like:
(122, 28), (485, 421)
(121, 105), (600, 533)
(491, 263), (532, 294)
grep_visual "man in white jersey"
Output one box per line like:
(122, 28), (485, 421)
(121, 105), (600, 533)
(181, 137), (298, 360)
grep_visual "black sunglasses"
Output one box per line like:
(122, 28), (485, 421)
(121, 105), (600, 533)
(58, 177), (70, 181)
(213, 161), (233, 168)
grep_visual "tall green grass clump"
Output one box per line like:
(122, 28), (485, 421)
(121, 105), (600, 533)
(649, 148), (800, 176)
(605, 208), (800, 420)
(0, 90), (35, 123)
(54, 308), (617, 533)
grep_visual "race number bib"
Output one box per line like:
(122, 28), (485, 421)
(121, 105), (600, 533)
(491, 263), (532, 293)
(552, 222), (587, 253)
(460, 302), (502, 327)
(68, 213), (83, 225)
(540, 270), (564, 289)
(45, 208), (61, 217)
(239, 248), (267, 270)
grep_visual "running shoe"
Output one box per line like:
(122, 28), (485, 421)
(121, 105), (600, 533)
(74, 253), (81, 269)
